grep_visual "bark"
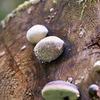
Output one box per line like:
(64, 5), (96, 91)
(0, 0), (100, 100)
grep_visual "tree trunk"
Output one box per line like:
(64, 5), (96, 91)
(0, 0), (100, 100)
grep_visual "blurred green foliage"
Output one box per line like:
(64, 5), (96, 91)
(0, 0), (27, 21)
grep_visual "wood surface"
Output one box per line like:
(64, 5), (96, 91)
(0, 0), (100, 100)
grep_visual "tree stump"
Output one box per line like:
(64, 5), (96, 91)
(0, 0), (100, 100)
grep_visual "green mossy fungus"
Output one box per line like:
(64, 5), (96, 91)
(78, 0), (98, 20)
(53, 0), (98, 20)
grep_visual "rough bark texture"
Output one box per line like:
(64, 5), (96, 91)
(0, 0), (100, 100)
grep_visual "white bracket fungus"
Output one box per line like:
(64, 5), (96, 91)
(67, 77), (73, 83)
(41, 80), (80, 100)
(26, 24), (48, 44)
(0, 51), (5, 57)
(21, 45), (26, 51)
(88, 84), (99, 97)
(93, 61), (100, 72)
(34, 36), (65, 63)
(50, 8), (54, 12)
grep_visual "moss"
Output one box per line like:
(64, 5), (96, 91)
(78, 0), (98, 20)
(0, 0), (40, 29)
(15, 1), (32, 12)
(52, 0), (98, 20)
(53, 0), (57, 4)
(80, 2), (87, 20)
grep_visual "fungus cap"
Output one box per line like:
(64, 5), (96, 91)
(88, 84), (99, 97)
(93, 61), (100, 72)
(26, 24), (48, 44)
(41, 80), (80, 100)
(34, 36), (65, 63)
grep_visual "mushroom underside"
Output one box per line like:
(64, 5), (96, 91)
(42, 87), (79, 100)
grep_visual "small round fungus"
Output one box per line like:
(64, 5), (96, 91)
(88, 84), (99, 97)
(41, 80), (81, 100)
(34, 36), (65, 63)
(93, 61), (100, 72)
(26, 24), (48, 44)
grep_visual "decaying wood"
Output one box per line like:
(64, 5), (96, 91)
(0, 0), (100, 100)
